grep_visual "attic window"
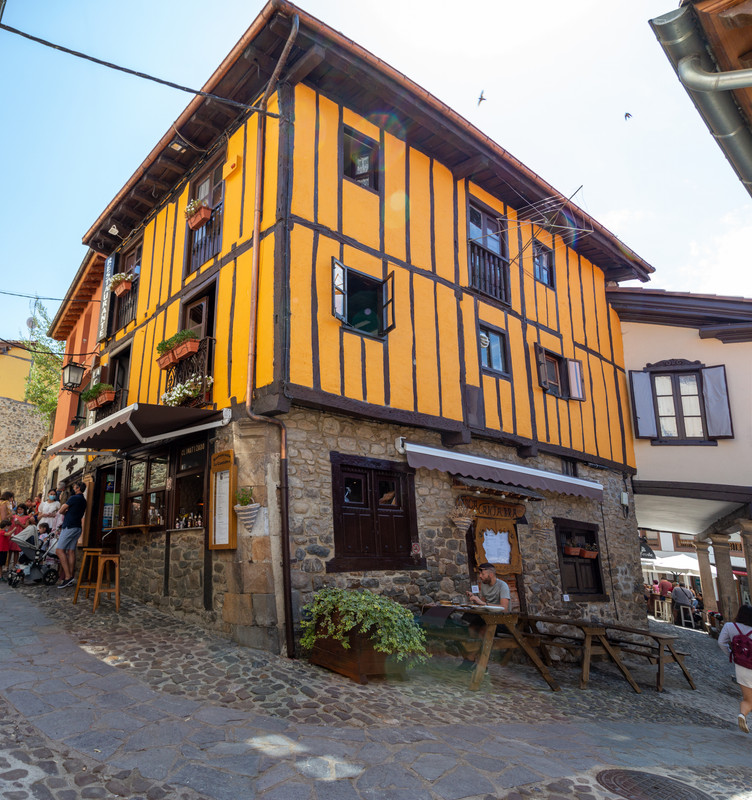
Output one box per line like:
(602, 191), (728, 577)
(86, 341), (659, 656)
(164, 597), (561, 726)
(343, 127), (379, 191)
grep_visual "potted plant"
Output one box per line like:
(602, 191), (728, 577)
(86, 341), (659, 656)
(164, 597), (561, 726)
(108, 272), (136, 297)
(156, 329), (200, 369)
(448, 501), (476, 533)
(185, 198), (211, 231)
(80, 383), (115, 411)
(234, 486), (260, 533)
(160, 374), (213, 407)
(563, 538), (582, 557)
(300, 587), (428, 684)
(581, 543), (599, 559)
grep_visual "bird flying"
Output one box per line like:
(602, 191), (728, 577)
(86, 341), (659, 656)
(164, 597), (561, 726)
(478, 90), (486, 106)
(624, 112), (632, 120)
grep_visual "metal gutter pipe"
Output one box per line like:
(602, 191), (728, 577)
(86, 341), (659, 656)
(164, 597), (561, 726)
(246, 11), (298, 659)
(650, 6), (752, 195)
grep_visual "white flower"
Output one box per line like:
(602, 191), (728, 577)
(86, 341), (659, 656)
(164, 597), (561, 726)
(161, 374), (214, 407)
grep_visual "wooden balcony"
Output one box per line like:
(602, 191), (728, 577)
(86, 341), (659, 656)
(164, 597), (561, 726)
(469, 241), (508, 302)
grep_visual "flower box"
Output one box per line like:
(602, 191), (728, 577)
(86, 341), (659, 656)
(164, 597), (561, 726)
(173, 339), (200, 360)
(113, 280), (132, 297)
(581, 549), (598, 559)
(563, 546), (581, 557)
(96, 389), (116, 407)
(187, 206), (212, 231)
(85, 399), (99, 412)
(309, 627), (407, 685)
(157, 350), (180, 370)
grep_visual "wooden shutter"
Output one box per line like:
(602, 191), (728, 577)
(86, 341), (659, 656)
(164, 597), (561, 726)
(332, 258), (347, 323)
(380, 271), (395, 334)
(701, 365), (733, 438)
(534, 343), (549, 391)
(629, 370), (657, 438)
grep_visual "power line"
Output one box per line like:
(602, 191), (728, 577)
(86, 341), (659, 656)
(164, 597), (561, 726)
(0, 22), (280, 117)
(0, 337), (97, 360)
(0, 288), (101, 303)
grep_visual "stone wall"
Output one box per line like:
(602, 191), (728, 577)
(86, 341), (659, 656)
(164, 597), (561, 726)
(0, 397), (46, 474)
(0, 464), (35, 501)
(284, 407), (646, 629)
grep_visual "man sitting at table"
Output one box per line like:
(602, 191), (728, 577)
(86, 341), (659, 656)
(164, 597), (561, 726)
(457, 563), (511, 670)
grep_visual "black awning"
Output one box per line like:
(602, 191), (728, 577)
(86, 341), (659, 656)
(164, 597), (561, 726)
(454, 476), (544, 500)
(46, 403), (230, 455)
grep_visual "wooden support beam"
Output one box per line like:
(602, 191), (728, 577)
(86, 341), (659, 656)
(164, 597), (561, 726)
(284, 45), (326, 85)
(453, 154), (490, 180)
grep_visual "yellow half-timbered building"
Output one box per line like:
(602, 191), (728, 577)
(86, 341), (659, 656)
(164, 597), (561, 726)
(48, 1), (654, 652)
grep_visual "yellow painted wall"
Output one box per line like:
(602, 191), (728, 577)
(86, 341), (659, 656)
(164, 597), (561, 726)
(0, 346), (33, 403)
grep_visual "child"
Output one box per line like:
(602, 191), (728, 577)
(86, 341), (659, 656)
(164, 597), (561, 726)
(8, 504), (32, 571)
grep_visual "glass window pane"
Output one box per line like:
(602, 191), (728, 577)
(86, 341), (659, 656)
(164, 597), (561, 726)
(129, 462), (146, 493)
(489, 334), (504, 371)
(654, 375), (673, 395)
(482, 217), (502, 255)
(657, 396), (676, 416)
(469, 207), (482, 241)
(659, 416), (678, 437)
(681, 395), (701, 417)
(684, 417), (703, 437)
(149, 458), (168, 489)
(378, 479), (398, 506)
(344, 477), (363, 504)
(129, 496), (144, 524)
(678, 374), (698, 395)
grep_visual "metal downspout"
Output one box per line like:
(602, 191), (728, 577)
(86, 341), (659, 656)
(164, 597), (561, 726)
(245, 12), (298, 658)
(650, 6), (752, 195)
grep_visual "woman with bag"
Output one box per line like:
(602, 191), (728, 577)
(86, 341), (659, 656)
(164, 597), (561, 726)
(718, 604), (752, 733)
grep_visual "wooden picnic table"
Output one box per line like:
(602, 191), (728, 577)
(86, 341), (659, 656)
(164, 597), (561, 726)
(521, 614), (642, 693)
(454, 606), (562, 692)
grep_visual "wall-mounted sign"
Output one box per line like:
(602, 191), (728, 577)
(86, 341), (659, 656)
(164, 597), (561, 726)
(209, 450), (236, 550)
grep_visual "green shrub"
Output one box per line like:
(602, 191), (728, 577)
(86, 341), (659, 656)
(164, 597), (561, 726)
(156, 329), (200, 356)
(236, 486), (254, 506)
(80, 383), (114, 402)
(300, 587), (428, 664)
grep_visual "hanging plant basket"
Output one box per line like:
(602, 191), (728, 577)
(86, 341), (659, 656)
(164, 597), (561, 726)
(234, 503), (260, 534)
(451, 516), (475, 534)
(174, 339), (201, 360)
(187, 206), (212, 231)
(113, 280), (132, 297)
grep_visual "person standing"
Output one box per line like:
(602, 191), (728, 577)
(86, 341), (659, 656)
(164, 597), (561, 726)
(55, 482), (87, 588)
(718, 604), (752, 733)
(37, 490), (60, 532)
(671, 582), (695, 626)
(658, 577), (673, 597)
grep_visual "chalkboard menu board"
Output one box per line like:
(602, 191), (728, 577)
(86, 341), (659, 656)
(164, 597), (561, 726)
(209, 450), (236, 549)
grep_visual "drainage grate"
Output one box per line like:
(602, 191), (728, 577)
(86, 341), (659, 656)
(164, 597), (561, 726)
(596, 770), (714, 800)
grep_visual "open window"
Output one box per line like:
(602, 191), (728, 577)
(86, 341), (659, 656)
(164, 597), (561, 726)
(342, 126), (379, 191)
(534, 343), (585, 400)
(468, 202), (509, 303)
(186, 159), (224, 274)
(532, 239), (554, 288)
(332, 258), (395, 337)
(629, 360), (732, 443)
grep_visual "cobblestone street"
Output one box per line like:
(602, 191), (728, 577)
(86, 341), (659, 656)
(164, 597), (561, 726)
(1, 582), (750, 799)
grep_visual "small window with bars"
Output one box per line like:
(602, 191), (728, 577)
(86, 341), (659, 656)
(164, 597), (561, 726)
(468, 203), (509, 303)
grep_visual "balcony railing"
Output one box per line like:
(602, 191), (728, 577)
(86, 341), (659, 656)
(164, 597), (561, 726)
(163, 337), (214, 407)
(469, 241), (508, 302)
(94, 388), (128, 422)
(115, 279), (139, 330)
(189, 203), (223, 273)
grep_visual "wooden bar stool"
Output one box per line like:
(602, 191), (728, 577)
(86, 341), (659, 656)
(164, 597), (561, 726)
(654, 598), (672, 623)
(92, 554), (121, 613)
(677, 604), (696, 629)
(73, 548), (105, 605)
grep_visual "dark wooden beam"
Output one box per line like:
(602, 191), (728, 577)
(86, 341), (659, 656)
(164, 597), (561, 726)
(284, 45), (326, 85)
(157, 154), (187, 174)
(242, 44), (276, 73)
(143, 175), (171, 191)
(453, 154), (490, 180)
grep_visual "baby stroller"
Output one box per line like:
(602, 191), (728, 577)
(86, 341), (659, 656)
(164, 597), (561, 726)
(7, 525), (60, 587)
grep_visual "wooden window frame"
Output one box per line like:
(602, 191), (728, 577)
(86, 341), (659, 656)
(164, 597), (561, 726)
(479, 325), (509, 376)
(185, 157), (225, 275)
(532, 239), (555, 288)
(327, 452), (424, 572)
(467, 201), (510, 304)
(554, 518), (607, 601)
(534, 343), (585, 401)
(651, 370), (706, 443)
(342, 126), (380, 191)
(332, 258), (395, 338)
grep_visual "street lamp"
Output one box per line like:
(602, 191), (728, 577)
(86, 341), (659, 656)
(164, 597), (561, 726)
(62, 362), (86, 391)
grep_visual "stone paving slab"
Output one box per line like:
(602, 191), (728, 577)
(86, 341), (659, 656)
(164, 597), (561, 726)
(1, 582), (752, 799)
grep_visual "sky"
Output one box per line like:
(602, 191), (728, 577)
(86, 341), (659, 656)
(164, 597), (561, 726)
(1, 0), (751, 341)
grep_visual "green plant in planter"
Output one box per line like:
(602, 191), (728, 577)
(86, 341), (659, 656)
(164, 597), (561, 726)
(236, 486), (254, 506)
(80, 383), (114, 403)
(300, 587), (428, 664)
(156, 329), (200, 356)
